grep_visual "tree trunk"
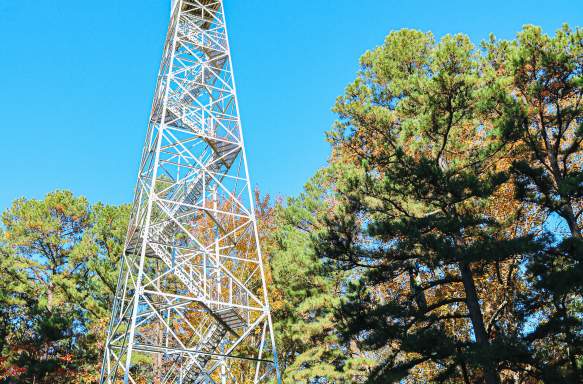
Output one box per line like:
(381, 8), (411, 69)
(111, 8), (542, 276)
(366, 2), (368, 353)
(456, 346), (472, 384)
(562, 202), (580, 238)
(408, 268), (427, 311)
(458, 261), (500, 384)
(47, 283), (54, 312)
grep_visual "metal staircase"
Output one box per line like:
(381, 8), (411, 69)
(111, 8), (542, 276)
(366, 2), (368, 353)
(131, 2), (246, 380)
(100, 1), (281, 383)
(182, 308), (245, 383)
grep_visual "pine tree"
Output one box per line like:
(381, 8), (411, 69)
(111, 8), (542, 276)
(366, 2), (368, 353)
(320, 29), (542, 383)
(269, 171), (373, 383)
(486, 25), (583, 383)
(0, 191), (91, 382)
(0, 191), (129, 383)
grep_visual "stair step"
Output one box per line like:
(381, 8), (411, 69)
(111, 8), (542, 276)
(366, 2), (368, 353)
(214, 308), (245, 330)
(125, 238), (158, 258)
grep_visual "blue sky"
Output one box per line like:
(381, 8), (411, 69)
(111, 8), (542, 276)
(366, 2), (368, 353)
(0, 0), (581, 211)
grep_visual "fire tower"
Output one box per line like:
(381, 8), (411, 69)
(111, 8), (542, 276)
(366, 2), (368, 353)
(100, 1), (281, 383)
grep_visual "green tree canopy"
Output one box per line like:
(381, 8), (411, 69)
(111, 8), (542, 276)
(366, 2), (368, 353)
(0, 191), (129, 383)
(318, 25), (582, 384)
(269, 170), (373, 383)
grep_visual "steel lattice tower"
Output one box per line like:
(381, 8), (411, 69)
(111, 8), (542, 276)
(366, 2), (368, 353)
(100, 1), (281, 383)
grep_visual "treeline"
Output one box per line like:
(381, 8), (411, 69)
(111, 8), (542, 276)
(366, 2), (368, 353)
(1, 25), (582, 383)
